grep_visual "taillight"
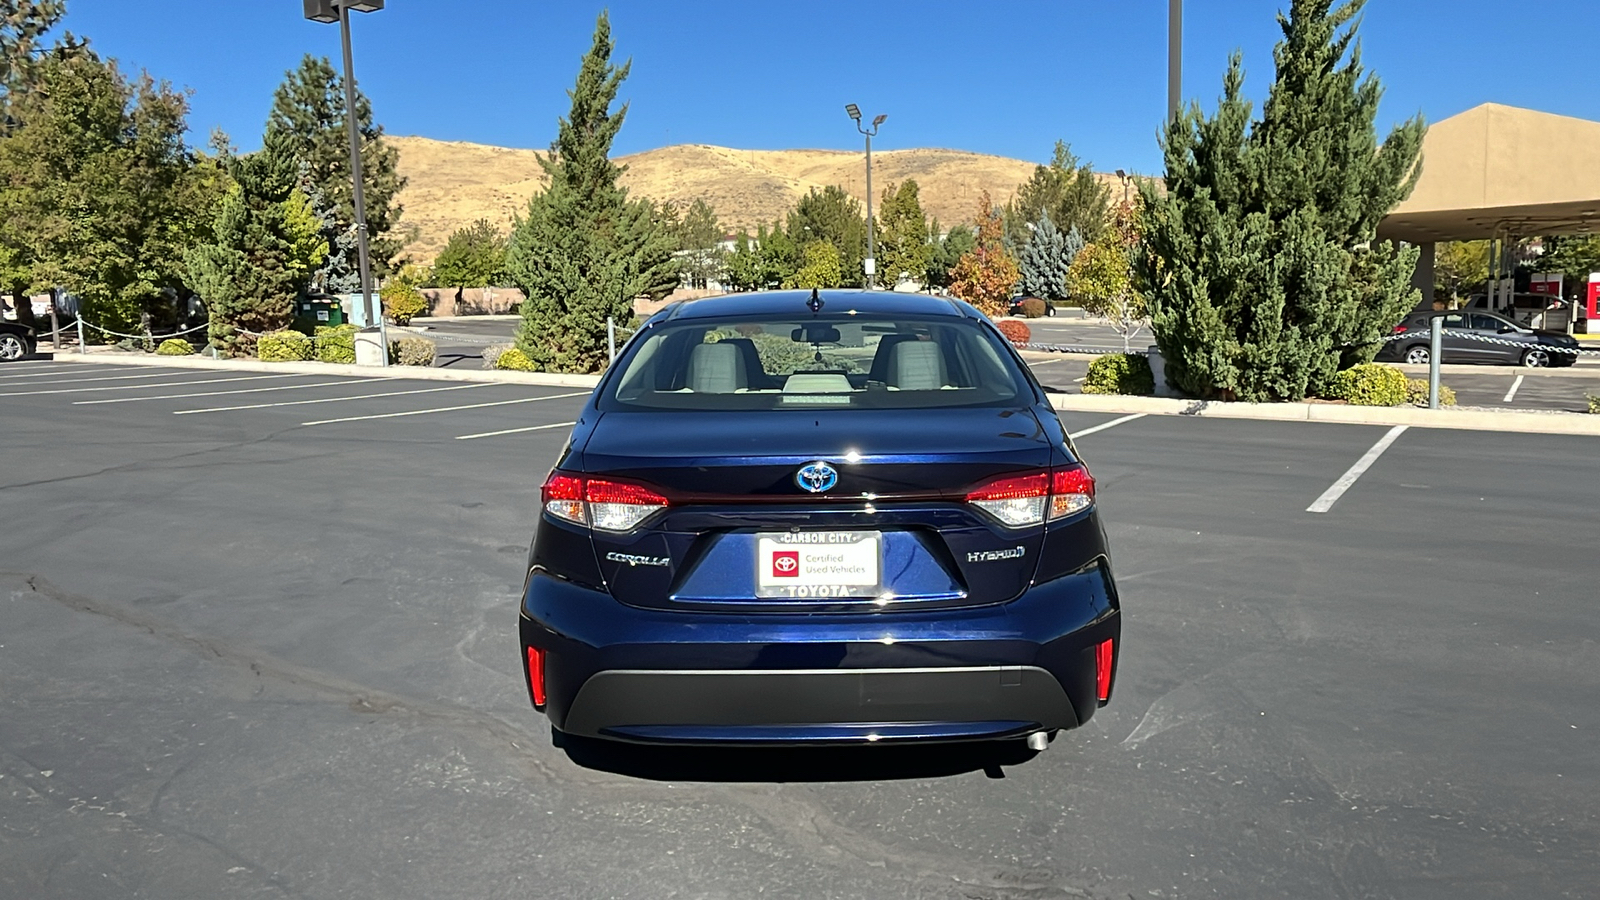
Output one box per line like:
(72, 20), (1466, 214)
(526, 645), (547, 708)
(1392, 324), (1408, 334)
(541, 471), (669, 532)
(965, 464), (1095, 528)
(1095, 638), (1114, 702)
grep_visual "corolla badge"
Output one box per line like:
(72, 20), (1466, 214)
(795, 461), (839, 493)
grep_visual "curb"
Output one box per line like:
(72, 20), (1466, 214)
(45, 350), (604, 389)
(1049, 393), (1600, 436)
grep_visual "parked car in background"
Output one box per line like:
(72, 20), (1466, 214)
(1377, 309), (1580, 368)
(0, 321), (38, 361)
(1008, 296), (1056, 317)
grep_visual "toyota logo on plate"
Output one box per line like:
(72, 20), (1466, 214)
(795, 461), (839, 493)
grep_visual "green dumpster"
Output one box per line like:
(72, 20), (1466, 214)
(293, 295), (344, 333)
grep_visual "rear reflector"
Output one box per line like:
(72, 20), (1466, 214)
(1095, 638), (1114, 702)
(541, 470), (669, 533)
(526, 646), (547, 708)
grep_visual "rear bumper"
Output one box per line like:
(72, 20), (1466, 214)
(519, 562), (1120, 745)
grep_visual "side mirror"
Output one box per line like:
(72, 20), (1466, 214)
(1499, 325), (1515, 334)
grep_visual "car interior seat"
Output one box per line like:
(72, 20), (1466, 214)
(687, 341), (746, 393)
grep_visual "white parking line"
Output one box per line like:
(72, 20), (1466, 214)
(301, 390), (589, 426)
(0, 374), (297, 397)
(173, 382), (490, 414)
(1306, 425), (1409, 514)
(0, 365), (138, 380)
(455, 420), (576, 441)
(5, 369), (217, 387)
(1503, 374), (1524, 403)
(73, 378), (386, 405)
(1069, 413), (1146, 439)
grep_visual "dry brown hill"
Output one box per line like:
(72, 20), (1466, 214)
(391, 136), (1125, 263)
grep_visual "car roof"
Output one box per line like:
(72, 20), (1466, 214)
(659, 290), (972, 322)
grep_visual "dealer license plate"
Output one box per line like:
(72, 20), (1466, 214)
(756, 531), (881, 599)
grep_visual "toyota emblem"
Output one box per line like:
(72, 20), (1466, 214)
(795, 461), (839, 493)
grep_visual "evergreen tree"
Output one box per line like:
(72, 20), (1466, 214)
(1004, 142), (1110, 247)
(432, 218), (507, 288)
(266, 55), (406, 279)
(724, 230), (762, 291)
(758, 221), (799, 289)
(784, 240), (842, 289)
(504, 12), (675, 373)
(1016, 213), (1083, 305)
(671, 197), (725, 289)
(948, 193), (1020, 317)
(1136, 0), (1425, 401)
(787, 186), (867, 287)
(924, 220), (974, 291)
(185, 131), (306, 357)
(874, 180), (931, 289)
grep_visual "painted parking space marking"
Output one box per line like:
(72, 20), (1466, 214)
(0, 364), (141, 380)
(174, 381), (491, 415)
(7, 369), (228, 387)
(455, 420), (576, 441)
(301, 390), (589, 426)
(1503, 374), (1524, 403)
(0, 373), (297, 397)
(1306, 425), (1409, 514)
(73, 378), (388, 405)
(1069, 413), (1147, 440)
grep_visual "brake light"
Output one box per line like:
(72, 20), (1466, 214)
(1392, 324), (1408, 334)
(965, 464), (1095, 528)
(526, 645), (547, 708)
(1095, 638), (1114, 702)
(541, 471), (669, 532)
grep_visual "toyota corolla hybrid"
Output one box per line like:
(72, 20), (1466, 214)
(518, 290), (1121, 750)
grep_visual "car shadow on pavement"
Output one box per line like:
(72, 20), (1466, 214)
(435, 352), (485, 369)
(558, 735), (1038, 782)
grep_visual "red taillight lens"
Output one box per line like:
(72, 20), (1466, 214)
(1392, 324), (1408, 333)
(526, 645), (547, 708)
(965, 472), (1049, 527)
(1095, 638), (1114, 702)
(539, 471), (669, 532)
(1049, 464), (1095, 521)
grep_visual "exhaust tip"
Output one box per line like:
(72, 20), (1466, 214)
(1026, 731), (1049, 752)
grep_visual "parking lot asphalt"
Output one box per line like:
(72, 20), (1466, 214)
(3, 357), (1599, 899)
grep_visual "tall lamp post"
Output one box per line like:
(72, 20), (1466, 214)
(303, 0), (387, 366)
(845, 104), (887, 288)
(1168, 0), (1182, 122)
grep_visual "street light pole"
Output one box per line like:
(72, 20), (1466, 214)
(846, 104), (887, 289)
(305, 0), (387, 365)
(1168, 0), (1182, 122)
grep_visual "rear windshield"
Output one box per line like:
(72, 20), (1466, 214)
(600, 313), (1030, 411)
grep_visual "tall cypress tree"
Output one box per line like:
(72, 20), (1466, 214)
(505, 12), (675, 373)
(265, 55), (406, 279)
(1137, 0), (1424, 401)
(874, 180), (931, 289)
(185, 131), (305, 357)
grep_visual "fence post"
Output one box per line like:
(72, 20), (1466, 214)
(1428, 325), (1442, 410)
(77, 316), (85, 355)
(607, 316), (616, 365)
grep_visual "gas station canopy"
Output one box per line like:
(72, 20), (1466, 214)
(1377, 103), (1600, 244)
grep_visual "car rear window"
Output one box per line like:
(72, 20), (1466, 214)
(600, 314), (1030, 411)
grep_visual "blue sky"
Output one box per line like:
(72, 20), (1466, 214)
(58, 0), (1600, 174)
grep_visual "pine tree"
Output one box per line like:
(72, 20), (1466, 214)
(0, 0), (67, 117)
(724, 230), (762, 291)
(432, 218), (507, 288)
(671, 198), (725, 289)
(874, 180), (931, 289)
(1016, 213), (1083, 305)
(924, 220), (974, 292)
(787, 186), (867, 287)
(185, 131), (306, 357)
(1136, 0), (1425, 401)
(1004, 142), (1111, 247)
(948, 193), (1020, 317)
(266, 55), (406, 279)
(504, 12), (675, 373)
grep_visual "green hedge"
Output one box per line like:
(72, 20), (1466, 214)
(155, 338), (195, 356)
(315, 324), (357, 364)
(1330, 363), (1407, 406)
(258, 331), (313, 362)
(1082, 353), (1154, 395)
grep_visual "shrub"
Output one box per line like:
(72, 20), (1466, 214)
(495, 346), (537, 371)
(1017, 298), (1048, 318)
(1329, 363), (1408, 406)
(315, 324), (357, 364)
(381, 280), (428, 325)
(1082, 353), (1155, 395)
(155, 338), (195, 356)
(482, 343), (513, 370)
(257, 330), (314, 362)
(1587, 394), (1600, 415)
(996, 320), (1032, 344)
(389, 336), (436, 367)
(1404, 378), (1456, 407)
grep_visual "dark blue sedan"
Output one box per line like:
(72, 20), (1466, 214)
(519, 290), (1122, 749)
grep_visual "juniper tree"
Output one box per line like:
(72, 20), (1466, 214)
(266, 55), (406, 279)
(1016, 213), (1083, 305)
(1136, 0), (1425, 401)
(505, 12), (675, 373)
(874, 180), (931, 289)
(787, 186), (867, 287)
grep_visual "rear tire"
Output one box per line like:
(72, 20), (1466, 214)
(1403, 345), (1430, 365)
(1521, 348), (1551, 368)
(0, 334), (25, 361)
(1045, 304), (1057, 317)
